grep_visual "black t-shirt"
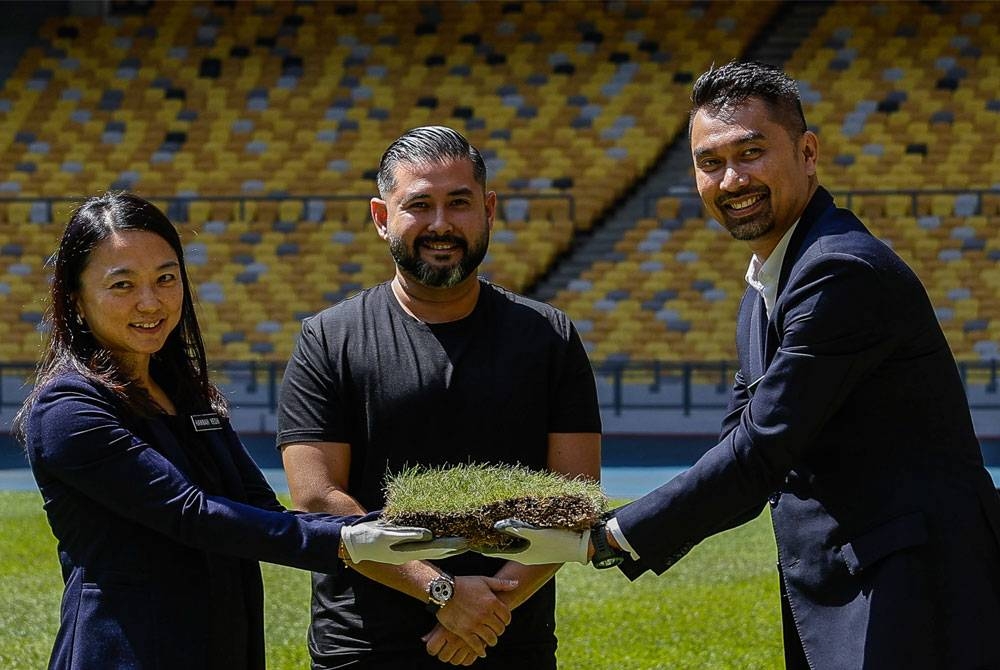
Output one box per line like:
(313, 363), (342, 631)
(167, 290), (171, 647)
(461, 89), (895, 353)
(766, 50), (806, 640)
(277, 280), (601, 664)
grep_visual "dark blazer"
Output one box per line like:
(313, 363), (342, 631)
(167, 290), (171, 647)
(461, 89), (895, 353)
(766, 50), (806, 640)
(614, 187), (1000, 669)
(26, 373), (351, 670)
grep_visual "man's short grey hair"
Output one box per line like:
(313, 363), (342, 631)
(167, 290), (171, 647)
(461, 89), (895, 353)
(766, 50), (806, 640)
(376, 126), (487, 198)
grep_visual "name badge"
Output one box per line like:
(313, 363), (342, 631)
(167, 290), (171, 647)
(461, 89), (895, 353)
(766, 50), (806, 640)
(190, 413), (223, 432)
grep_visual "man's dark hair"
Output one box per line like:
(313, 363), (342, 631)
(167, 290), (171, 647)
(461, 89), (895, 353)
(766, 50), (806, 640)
(690, 60), (807, 138)
(376, 126), (487, 198)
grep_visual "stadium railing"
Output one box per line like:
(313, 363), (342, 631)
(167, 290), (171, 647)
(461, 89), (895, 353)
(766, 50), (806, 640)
(4, 360), (1000, 422)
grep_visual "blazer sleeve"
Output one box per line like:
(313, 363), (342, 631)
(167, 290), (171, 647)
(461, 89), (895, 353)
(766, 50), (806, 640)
(615, 252), (898, 577)
(28, 375), (352, 574)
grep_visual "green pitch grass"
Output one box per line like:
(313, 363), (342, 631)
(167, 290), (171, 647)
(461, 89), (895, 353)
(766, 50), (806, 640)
(0, 491), (782, 669)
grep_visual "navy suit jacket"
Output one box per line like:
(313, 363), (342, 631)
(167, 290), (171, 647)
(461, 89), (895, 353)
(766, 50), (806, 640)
(26, 373), (352, 670)
(615, 188), (1000, 669)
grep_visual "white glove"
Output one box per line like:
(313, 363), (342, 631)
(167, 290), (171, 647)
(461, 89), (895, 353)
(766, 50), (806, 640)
(341, 521), (469, 564)
(480, 518), (590, 565)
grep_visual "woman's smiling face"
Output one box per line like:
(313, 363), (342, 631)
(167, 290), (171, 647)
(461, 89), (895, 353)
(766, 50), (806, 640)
(74, 230), (184, 376)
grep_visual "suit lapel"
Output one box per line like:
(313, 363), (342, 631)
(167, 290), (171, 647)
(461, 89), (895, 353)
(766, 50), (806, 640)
(740, 188), (837, 395)
(758, 187), (837, 374)
(748, 293), (767, 390)
(775, 187), (835, 298)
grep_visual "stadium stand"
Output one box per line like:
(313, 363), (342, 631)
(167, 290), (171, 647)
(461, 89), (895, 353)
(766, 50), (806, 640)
(548, 0), (1000, 365)
(786, 0), (1000, 360)
(0, 0), (778, 363)
(0, 0), (997, 377)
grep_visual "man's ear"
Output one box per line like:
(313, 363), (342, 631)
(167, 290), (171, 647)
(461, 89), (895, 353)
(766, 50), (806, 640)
(801, 131), (819, 176)
(485, 190), (497, 232)
(370, 198), (389, 239)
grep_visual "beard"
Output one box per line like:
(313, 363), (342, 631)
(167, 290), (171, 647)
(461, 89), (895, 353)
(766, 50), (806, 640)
(717, 189), (774, 241)
(389, 230), (489, 289)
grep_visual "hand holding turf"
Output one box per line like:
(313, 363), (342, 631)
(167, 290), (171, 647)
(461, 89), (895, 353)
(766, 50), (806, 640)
(341, 521), (469, 564)
(481, 518), (590, 564)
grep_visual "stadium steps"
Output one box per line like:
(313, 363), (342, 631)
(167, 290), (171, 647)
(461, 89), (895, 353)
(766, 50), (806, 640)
(744, 0), (835, 65)
(0, 2), (63, 85)
(531, 0), (833, 305)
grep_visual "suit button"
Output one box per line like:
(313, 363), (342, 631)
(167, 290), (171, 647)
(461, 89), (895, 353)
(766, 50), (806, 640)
(768, 492), (780, 507)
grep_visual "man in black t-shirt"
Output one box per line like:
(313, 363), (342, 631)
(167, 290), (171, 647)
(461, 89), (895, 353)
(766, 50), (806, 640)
(278, 126), (602, 670)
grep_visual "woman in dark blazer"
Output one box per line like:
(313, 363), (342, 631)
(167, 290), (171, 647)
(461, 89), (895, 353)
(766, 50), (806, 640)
(14, 193), (463, 670)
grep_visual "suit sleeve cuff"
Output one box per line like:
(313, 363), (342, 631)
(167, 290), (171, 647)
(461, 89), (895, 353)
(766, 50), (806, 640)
(606, 517), (640, 561)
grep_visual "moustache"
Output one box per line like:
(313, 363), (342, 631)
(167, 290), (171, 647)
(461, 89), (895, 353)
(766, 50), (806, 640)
(716, 188), (769, 209)
(416, 235), (467, 248)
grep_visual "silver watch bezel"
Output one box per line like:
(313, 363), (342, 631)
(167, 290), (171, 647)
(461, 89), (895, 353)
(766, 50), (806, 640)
(427, 574), (455, 608)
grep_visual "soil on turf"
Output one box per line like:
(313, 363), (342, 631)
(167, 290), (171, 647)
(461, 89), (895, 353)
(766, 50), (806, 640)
(384, 494), (601, 549)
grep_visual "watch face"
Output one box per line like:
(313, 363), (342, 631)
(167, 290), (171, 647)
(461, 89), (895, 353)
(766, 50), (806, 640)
(429, 577), (454, 605)
(594, 554), (624, 569)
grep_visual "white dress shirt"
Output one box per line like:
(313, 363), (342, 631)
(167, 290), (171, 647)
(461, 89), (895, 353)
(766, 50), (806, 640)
(744, 221), (799, 318)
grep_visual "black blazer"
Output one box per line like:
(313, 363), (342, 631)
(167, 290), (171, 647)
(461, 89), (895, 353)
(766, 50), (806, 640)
(26, 373), (351, 670)
(615, 188), (1000, 669)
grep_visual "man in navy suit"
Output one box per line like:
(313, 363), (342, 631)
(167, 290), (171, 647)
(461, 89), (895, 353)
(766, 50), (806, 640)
(491, 61), (1000, 669)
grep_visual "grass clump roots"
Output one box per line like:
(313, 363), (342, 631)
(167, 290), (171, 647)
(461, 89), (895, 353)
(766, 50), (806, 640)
(382, 463), (608, 550)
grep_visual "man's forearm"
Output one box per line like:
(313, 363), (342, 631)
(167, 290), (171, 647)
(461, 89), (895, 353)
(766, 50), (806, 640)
(304, 488), (366, 516)
(344, 556), (444, 602)
(492, 562), (560, 610)
(306, 487), (442, 601)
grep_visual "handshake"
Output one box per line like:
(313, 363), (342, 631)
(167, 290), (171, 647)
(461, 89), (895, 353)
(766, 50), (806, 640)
(341, 518), (593, 566)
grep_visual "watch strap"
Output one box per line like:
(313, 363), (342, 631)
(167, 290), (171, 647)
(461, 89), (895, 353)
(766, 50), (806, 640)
(590, 520), (625, 569)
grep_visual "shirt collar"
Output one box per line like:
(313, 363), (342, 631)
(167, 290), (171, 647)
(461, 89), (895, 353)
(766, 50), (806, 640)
(744, 220), (800, 318)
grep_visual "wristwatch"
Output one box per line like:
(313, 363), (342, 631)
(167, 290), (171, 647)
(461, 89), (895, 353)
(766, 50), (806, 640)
(426, 573), (455, 610)
(590, 520), (625, 569)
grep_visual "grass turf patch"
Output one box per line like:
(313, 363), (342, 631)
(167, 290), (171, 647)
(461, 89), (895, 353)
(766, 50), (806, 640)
(381, 463), (608, 548)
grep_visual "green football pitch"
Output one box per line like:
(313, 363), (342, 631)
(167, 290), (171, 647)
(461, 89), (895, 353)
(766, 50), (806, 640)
(0, 491), (782, 669)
